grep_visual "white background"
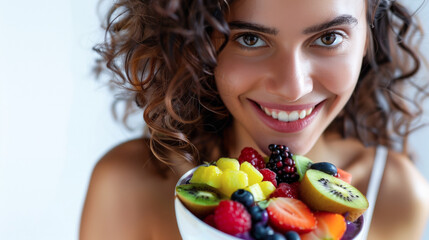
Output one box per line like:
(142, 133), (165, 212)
(0, 0), (428, 239)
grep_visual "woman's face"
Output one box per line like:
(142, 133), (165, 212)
(215, 0), (368, 155)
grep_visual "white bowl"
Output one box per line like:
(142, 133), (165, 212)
(174, 166), (364, 240)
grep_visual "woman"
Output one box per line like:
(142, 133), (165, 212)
(80, 0), (429, 239)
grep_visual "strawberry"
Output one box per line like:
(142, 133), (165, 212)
(270, 182), (300, 199)
(238, 147), (266, 170)
(335, 168), (352, 184)
(300, 212), (347, 240)
(259, 168), (278, 187)
(267, 197), (317, 233)
(213, 200), (252, 235)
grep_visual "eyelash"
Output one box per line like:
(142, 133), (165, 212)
(311, 31), (347, 50)
(233, 30), (347, 51)
(233, 32), (268, 50)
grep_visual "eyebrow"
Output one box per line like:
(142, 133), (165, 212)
(228, 14), (358, 36)
(228, 21), (278, 35)
(303, 14), (358, 34)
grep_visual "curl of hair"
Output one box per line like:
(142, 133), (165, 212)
(333, 0), (428, 155)
(94, 0), (232, 166)
(95, 0), (428, 166)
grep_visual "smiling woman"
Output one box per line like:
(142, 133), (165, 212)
(215, 0), (368, 154)
(79, 0), (429, 239)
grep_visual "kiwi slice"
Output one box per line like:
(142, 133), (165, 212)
(300, 169), (368, 222)
(292, 155), (314, 181)
(176, 183), (225, 218)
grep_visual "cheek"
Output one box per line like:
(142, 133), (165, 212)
(215, 54), (263, 99)
(313, 54), (362, 95)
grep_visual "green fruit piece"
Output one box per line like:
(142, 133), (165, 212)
(189, 165), (223, 188)
(176, 183), (225, 218)
(293, 155), (314, 181)
(299, 169), (368, 222)
(216, 158), (240, 171)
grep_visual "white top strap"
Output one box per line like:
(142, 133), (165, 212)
(355, 146), (388, 240)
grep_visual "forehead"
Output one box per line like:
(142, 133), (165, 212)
(228, 0), (367, 31)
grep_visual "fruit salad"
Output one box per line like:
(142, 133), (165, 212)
(175, 145), (368, 240)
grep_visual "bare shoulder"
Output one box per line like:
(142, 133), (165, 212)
(80, 138), (181, 240)
(369, 150), (429, 240)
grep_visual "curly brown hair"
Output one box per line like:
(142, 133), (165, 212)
(94, 0), (427, 166)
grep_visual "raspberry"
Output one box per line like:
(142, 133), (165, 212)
(266, 144), (299, 183)
(238, 147), (266, 170)
(259, 168), (277, 187)
(203, 214), (216, 228)
(213, 200), (252, 235)
(270, 182), (300, 199)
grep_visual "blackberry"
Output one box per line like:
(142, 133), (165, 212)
(266, 144), (299, 183)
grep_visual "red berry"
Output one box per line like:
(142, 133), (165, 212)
(270, 182), (300, 199)
(259, 168), (277, 187)
(238, 147), (266, 170)
(203, 214), (216, 228)
(267, 197), (316, 233)
(213, 200), (252, 235)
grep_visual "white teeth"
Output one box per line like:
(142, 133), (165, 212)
(278, 111), (288, 121)
(264, 108), (271, 116)
(261, 106), (314, 122)
(299, 110), (307, 119)
(271, 111), (278, 119)
(289, 111), (299, 121)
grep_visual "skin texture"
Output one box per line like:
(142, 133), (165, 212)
(215, 0), (367, 156)
(79, 0), (429, 239)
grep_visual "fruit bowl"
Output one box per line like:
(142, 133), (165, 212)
(175, 166), (365, 240)
(175, 146), (367, 240)
(175, 166), (244, 240)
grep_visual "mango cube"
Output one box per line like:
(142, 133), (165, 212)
(216, 158), (240, 171)
(245, 183), (266, 202)
(189, 165), (223, 188)
(245, 181), (276, 202)
(240, 161), (263, 185)
(219, 169), (248, 197)
(259, 181), (276, 198)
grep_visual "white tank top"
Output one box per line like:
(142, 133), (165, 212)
(355, 146), (388, 240)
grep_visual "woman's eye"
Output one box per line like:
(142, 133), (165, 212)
(235, 33), (267, 48)
(313, 32), (344, 47)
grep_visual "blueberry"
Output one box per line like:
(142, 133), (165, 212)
(284, 231), (301, 240)
(231, 189), (254, 208)
(260, 209), (269, 225)
(248, 205), (268, 225)
(251, 223), (274, 240)
(310, 162), (337, 176)
(265, 233), (286, 240)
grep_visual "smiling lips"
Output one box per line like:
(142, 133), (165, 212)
(260, 105), (314, 122)
(251, 100), (322, 133)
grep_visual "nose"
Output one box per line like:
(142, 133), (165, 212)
(265, 49), (313, 102)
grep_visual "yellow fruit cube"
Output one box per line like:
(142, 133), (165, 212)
(259, 181), (276, 198)
(216, 158), (240, 171)
(245, 183), (265, 202)
(219, 169), (248, 197)
(240, 161), (263, 186)
(189, 165), (223, 189)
